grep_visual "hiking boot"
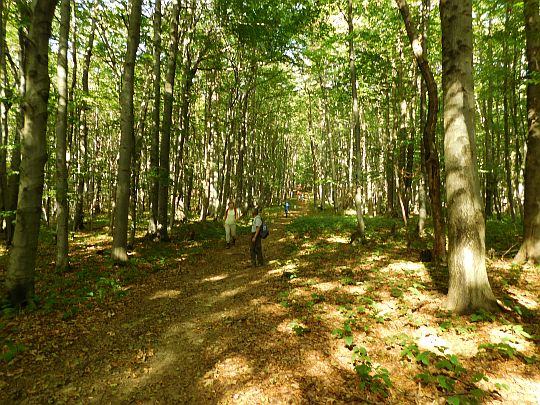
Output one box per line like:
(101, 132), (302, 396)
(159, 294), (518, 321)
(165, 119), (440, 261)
(226, 243), (230, 249)
(232, 237), (236, 245)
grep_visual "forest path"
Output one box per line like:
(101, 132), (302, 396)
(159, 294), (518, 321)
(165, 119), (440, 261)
(5, 201), (361, 404)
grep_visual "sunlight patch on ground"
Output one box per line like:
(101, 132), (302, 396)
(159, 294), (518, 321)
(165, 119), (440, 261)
(202, 274), (229, 283)
(149, 290), (182, 300)
(210, 356), (253, 380)
(506, 287), (539, 310)
(415, 326), (452, 355)
(326, 235), (349, 244)
(342, 285), (368, 295)
(488, 374), (540, 404)
(488, 327), (535, 354)
(312, 281), (341, 293)
(384, 261), (425, 273)
(219, 286), (249, 299)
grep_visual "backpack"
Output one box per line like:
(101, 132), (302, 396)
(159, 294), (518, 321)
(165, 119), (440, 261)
(260, 219), (269, 239)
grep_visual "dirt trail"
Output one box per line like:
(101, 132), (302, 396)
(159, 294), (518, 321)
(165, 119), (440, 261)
(3, 204), (364, 404)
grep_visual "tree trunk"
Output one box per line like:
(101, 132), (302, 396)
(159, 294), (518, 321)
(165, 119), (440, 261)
(112, 0), (143, 262)
(396, 0), (445, 259)
(347, 0), (365, 238)
(55, 0), (70, 271)
(5, 28), (25, 246)
(0, 0), (7, 230)
(73, 15), (96, 231)
(441, 0), (497, 314)
(515, 0), (540, 264)
(5, 0), (58, 306)
(157, 0), (180, 242)
(148, 0), (161, 236)
(502, 5), (516, 221)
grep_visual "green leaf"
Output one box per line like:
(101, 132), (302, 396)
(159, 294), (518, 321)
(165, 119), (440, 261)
(436, 375), (455, 391)
(447, 396), (461, 405)
(416, 351), (432, 366)
(355, 363), (371, 378)
(344, 335), (354, 346)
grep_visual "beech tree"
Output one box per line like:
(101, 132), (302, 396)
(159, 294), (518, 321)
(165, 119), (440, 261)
(112, 0), (143, 262)
(5, 0), (58, 305)
(515, 0), (540, 264)
(55, 0), (70, 271)
(441, 0), (497, 314)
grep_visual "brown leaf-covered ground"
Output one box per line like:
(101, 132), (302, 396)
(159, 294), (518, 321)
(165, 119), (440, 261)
(1, 202), (540, 404)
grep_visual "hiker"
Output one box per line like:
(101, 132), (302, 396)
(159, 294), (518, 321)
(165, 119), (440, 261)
(223, 201), (238, 248)
(284, 200), (290, 217)
(250, 207), (264, 267)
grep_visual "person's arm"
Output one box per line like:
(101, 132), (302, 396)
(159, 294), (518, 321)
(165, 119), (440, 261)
(252, 219), (260, 242)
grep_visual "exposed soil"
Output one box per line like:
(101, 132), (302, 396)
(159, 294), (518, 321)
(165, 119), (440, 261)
(1, 203), (540, 404)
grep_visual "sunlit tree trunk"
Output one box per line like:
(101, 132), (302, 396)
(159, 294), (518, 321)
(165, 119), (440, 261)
(55, 0), (70, 271)
(441, 0), (497, 314)
(112, 0), (143, 262)
(502, 4), (516, 221)
(148, 0), (161, 236)
(0, 0), (7, 227)
(347, 0), (365, 239)
(515, 0), (540, 264)
(157, 0), (180, 242)
(5, 0), (58, 306)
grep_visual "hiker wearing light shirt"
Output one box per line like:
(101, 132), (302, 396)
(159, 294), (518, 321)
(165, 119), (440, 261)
(223, 201), (238, 249)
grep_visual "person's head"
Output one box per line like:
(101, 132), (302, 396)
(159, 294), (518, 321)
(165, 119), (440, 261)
(252, 207), (259, 216)
(228, 201), (235, 209)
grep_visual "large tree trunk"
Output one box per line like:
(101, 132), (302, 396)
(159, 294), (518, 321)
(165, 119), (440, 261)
(515, 0), (540, 264)
(441, 0), (497, 314)
(148, 0), (161, 236)
(396, 0), (445, 259)
(55, 0), (70, 271)
(112, 0), (143, 262)
(347, 0), (365, 238)
(157, 0), (180, 242)
(5, 0), (58, 306)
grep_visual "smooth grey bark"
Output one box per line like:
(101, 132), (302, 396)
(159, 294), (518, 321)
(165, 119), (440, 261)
(347, 0), (365, 239)
(157, 0), (180, 242)
(5, 0), (58, 306)
(0, 0), (7, 226)
(502, 4), (516, 221)
(74, 14), (96, 231)
(55, 0), (70, 271)
(441, 0), (497, 314)
(112, 0), (143, 262)
(149, 0), (161, 235)
(515, 0), (540, 264)
(5, 28), (25, 246)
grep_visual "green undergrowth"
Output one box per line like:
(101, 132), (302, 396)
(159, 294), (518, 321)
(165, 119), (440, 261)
(277, 211), (538, 402)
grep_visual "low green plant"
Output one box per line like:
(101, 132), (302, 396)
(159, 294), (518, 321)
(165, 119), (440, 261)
(290, 320), (309, 336)
(1, 340), (25, 363)
(352, 346), (392, 395)
(478, 342), (537, 364)
(470, 310), (496, 323)
(397, 341), (492, 403)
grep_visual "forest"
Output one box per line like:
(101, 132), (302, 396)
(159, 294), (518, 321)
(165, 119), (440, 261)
(1, 0), (540, 403)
